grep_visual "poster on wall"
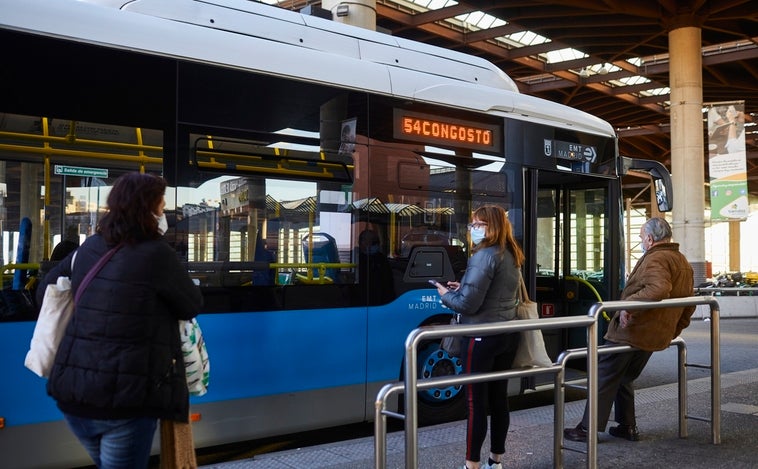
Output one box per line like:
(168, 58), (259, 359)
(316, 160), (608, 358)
(706, 100), (748, 221)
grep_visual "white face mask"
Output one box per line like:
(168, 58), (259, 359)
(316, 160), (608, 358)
(640, 232), (651, 253)
(155, 213), (168, 235)
(470, 227), (486, 245)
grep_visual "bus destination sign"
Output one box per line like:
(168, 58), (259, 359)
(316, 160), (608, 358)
(394, 109), (501, 153)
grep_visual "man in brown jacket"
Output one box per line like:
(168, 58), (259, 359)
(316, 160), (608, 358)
(564, 217), (694, 442)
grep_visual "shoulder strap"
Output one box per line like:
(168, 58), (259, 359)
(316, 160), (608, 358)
(74, 244), (123, 304)
(518, 273), (531, 303)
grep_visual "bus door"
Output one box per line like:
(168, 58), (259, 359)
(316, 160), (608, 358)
(529, 170), (621, 362)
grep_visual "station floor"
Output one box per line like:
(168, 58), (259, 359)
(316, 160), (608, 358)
(199, 366), (758, 468)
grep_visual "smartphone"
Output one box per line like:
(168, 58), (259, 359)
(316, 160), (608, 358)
(428, 279), (440, 287)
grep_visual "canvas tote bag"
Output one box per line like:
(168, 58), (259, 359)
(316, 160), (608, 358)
(512, 273), (552, 368)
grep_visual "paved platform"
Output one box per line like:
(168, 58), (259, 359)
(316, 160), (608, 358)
(199, 367), (758, 468)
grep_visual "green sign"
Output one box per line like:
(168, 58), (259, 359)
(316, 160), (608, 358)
(54, 165), (108, 178)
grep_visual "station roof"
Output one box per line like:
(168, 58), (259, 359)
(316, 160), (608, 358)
(268, 0), (758, 204)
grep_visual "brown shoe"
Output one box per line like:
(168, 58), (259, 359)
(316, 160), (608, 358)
(608, 424), (640, 441)
(563, 423), (588, 442)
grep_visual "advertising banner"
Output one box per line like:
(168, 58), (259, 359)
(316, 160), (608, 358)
(706, 100), (748, 220)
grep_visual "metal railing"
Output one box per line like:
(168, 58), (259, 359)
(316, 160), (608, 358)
(374, 295), (721, 469)
(577, 297), (722, 449)
(554, 336), (687, 467)
(375, 313), (600, 469)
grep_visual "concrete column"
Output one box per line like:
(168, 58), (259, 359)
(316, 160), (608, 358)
(729, 220), (740, 271)
(322, 0), (376, 31)
(669, 25), (706, 284)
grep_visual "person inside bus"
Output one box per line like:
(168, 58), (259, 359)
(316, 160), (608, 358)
(432, 205), (522, 469)
(355, 229), (395, 305)
(564, 217), (694, 443)
(253, 234), (275, 285)
(36, 172), (203, 469)
(50, 224), (80, 261)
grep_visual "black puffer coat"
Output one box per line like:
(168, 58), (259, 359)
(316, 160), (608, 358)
(36, 234), (203, 422)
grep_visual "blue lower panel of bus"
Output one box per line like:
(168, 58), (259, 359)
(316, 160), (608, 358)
(1, 321), (60, 424)
(1, 309), (366, 425)
(1, 290), (441, 427)
(195, 309), (369, 401)
(1, 290), (446, 468)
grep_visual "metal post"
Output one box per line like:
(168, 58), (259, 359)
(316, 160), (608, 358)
(553, 365), (565, 468)
(676, 337), (688, 438)
(374, 385), (389, 469)
(586, 317), (598, 469)
(709, 298), (721, 444)
(404, 336), (419, 469)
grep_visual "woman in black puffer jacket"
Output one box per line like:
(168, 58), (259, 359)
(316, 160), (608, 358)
(37, 172), (203, 469)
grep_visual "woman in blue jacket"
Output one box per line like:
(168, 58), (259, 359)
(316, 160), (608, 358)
(433, 205), (524, 469)
(37, 172), (203, 469)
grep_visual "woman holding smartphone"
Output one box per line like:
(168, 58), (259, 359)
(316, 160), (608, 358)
(432, 205), (524, 469)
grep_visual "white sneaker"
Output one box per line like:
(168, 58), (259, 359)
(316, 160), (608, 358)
(457, 463), (502, 469)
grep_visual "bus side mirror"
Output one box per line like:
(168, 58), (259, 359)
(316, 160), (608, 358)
(621, 157), (673, 212)
(654, 178), (671, 212)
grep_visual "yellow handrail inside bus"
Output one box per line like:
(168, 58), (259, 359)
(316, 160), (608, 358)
(0, 129), (163, 153)
(1, 263), (40, 289)
(566, 275), (610, 320)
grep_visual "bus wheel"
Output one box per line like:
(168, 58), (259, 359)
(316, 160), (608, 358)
(413, 341), (466, 425)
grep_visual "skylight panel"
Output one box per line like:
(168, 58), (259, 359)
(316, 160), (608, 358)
(546, 48), (588, 63)
(641, 87), (670, 97)
(455, 11), (506, 30)
(505, 30), (549, 47)
(617, 75), (650, 86)
(427, 0), (453, 9)
(412, 0), (433, 8)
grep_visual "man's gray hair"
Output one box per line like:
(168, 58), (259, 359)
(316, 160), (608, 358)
(643, 217), (672, 243)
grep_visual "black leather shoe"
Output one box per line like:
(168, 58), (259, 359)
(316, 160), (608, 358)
(563, 424), (588, 442)
(608, 424), (640, 441)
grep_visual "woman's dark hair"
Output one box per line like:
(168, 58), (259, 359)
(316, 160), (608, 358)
(471, 205), (525, 268)
(97, 172), (167, 245)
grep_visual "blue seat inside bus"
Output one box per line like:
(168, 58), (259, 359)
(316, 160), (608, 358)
(300, 232), (340, 283)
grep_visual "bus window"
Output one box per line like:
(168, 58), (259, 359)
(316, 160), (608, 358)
(175, 173), (356, 289)
(0, 115), (163, 321)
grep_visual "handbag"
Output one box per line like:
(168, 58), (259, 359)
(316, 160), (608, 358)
(512, 274), (552, 368)
(439, 314), (461, 357)
(180, 318), (210, 396)
(24, 245), (121, 378)
(23, 273), (75, 378)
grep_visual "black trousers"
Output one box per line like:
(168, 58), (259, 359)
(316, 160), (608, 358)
(461, 332), (520, 462)
(580, 341), (653, 431)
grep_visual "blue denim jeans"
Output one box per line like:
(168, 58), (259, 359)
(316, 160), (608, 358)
(64, 414), (157, 469)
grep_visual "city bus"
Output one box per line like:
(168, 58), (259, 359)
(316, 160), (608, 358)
(0, 0), (672, 466)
